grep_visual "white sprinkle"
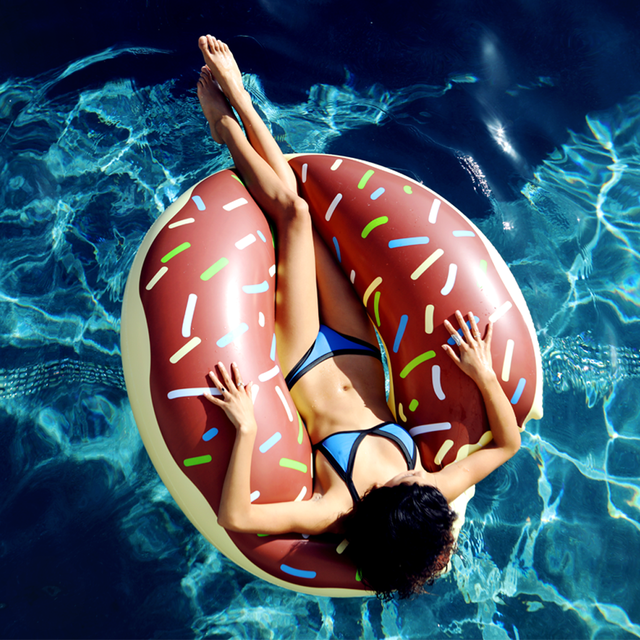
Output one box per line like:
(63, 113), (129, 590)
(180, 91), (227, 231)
(350, 270), (356, 284)
(440, 263), (458, 295)
(258, 311), (265, 327)
(295, 486), (308, 502)
(409, 422), (452, 437)
(336, 539), (349, 554)
(168, 218), (195, 229)
(250, 491), (260, 502)
(145, 266), (168, 290)
(302, 163), (308, 183)
(489, 301), (513, 323)
(169, 337), (201, 364)
(325, 193), (342, 221)
(223, 197), (249, 211)
(258, 365), (280, 382)
(181, 293), (197, 338)
(269, 264), (276, 277)
(167, 387), (221, 399)
(432, 365), (446, 400)
(251, 384), (260, 403)
(275, 385), (293, 421)
(330, 158), (343, 171)
(428, 199), (441, 224)
(235, 233), (257, 250)
(502, 339), (515, 382)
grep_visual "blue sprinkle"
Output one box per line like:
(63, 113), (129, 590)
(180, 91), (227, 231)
(333, 237), (341, 263)
(393, 315), (409, 353)
(259, 431), (282, 453)
(242, 281), (269, 294)
(453, 230), (476, 237)
(447, 316), (480, 345)
(371, 187), (385, 200)
(192, 195), (206, 211)
(511, 378), (527, 405)
(217, 323), (249, 348)
(280, 564), (317, 579)
(257, 230), (267, 242)
(270, 334), (276, 361)
(202, 428), (218, 442)
(388, 237), (430, 248)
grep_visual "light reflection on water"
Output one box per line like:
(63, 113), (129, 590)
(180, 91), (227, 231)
(1, 47), (639, 638)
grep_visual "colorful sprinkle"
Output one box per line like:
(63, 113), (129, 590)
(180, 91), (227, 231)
(398, 403), (407, 422)
(251, 384), (260, 403)
(275, 385), (293, 422)
(478, 259), (488, 289)
(350, 270), (356, 284)
(231, 174), (244, 185)
(250, 491), (260, 502)
(453, 230), (476, 237)
(168, 218), (195, 229)
(409, 399), (419, 411)
(440, 263), (458, 295)
(146, 266), (168, 290)
(280, 565), (316, 579)
(361, 216), (389, 238)
(333, 237), (341, 262)
(411, 249), (444, 280)
(217, 323), (249, 348)
(403, 185), (413, 194)
(455, 431), (494, 462)
(409, 422), (452, 437)
(489, 301), (513, 323)
(191, 195), (206, 211)
(434, 440), (454, 466)
(373, 291), (381, 327)
(302, 163), (308, 183)
(502, 339), (515, 382)
(181, 293), (197, 338)
(258, 365), (280, 382)
(170, 337), (201, 364)
(297, 413), (305, 444)
(425, 304), (435, 334)
(259, 431), (282, 453)
(235, 234), (256, 250)
(447, 317), (479, 345)
(258, 312), (265, 327)
(336, 539), (349, 554)
(161, 242), (190, 263)
(428, 199), (441, 224)
(331, 159), (343, 171)
(511, 378), (527, 404)
(326, 193), (342, 221)
(269, 264), (276, 277)
(295, 486), (308, 501)
(242, 281), (269, 294)
(393, 315), (409, 353)
(279, 458), (308, 473)
(358, 170), (375, 189)
(201, 257), (229, 281)
(257, 230), (267, 242)
(270, 334), (276, 361)
(389, 237), (430, 248)
(432, 365), (446, 400)
(202, 428), (218, 442)
(371, 187), (385, 200)
(400, 350), (436, 378)
(184, 455), (211, 467)
(363, 276), (383, 306)
(223, 197), (248, 211)
(168, 387), (220, 399)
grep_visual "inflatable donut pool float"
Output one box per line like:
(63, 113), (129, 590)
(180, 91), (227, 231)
(121, 154), (543, 596)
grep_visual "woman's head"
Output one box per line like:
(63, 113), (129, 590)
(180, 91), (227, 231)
(342, 483), (457, 600)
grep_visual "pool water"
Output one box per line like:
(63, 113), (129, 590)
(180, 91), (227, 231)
(2, 2), (640, 638)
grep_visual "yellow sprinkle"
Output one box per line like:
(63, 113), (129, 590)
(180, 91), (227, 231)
(363, 276), (383, 306)
(455, 431), (494, 462)
(434, 440), (454, 466)
(398, 403), (407, 422)
(425, 304), (435, 334)
(411, 249), (444, 280)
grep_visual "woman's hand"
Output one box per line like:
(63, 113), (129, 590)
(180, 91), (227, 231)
(203, 362), (256, 434)
(442, 310), (495, 385)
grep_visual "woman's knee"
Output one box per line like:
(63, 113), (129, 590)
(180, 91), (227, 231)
(278, 192), (310, 226)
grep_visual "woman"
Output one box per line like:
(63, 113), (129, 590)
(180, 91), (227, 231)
(196, 35), (521, 599)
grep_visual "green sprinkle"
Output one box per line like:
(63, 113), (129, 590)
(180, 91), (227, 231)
(279, 458), (308, 473)
(358, 170), (375, 189)
(297, 413), (305, 445)
(161, 242), (191, 263)
(183, 455), (212, 467)
(400, 351), (436, 379)
(201, 257), (229, 281)
(374, 291), (381, 327)
(257, 533), (269, 537)
(403, 185), (413, 194)
(409, 399), (419, 412)
(355, 569), (362, 582)
(232, 174), (244, 185)
(361, 216), (389, 238)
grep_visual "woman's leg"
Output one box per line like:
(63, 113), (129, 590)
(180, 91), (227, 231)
(197, 66), (318, 373)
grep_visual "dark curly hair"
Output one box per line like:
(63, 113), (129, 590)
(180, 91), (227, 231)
(341, 483), (457, 600)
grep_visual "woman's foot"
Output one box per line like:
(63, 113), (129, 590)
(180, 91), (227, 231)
(198, 35), (249, 109)
(196, 66), (238, 144)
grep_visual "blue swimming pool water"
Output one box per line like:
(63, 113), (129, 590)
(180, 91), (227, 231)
(2, 3), (640, 638)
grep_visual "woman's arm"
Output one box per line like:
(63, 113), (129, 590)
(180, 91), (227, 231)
(434, 311), (521, 502)
(204, 362), (341, 535)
